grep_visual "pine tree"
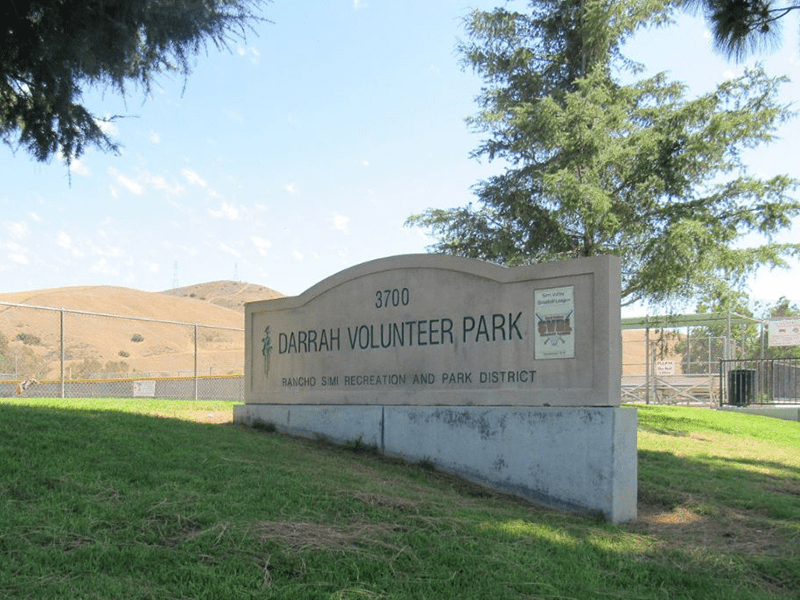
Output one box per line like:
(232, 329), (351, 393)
(407, 0), (800, 307)
(688, 0), (800, 61)
(1, 0), (268, 164)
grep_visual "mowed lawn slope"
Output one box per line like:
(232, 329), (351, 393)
(0, 400), (798, 600)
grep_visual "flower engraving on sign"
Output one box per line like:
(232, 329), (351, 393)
(261, 326), (273, 379)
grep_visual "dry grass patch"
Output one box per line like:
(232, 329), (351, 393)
(143, 409), (232, 424)
(766, 480), (800, 497)
(632, 502), (784, 555)
(351, 491), (420, 513)
(182, 410), (233, 424)
(257, 521), (402, 554)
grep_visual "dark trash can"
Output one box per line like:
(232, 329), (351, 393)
(728, 369), (755, 406)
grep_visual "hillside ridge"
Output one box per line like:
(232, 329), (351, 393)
(0, 281), (284, 379)
(160, 280), (284, 313)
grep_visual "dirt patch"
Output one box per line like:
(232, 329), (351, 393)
(629, 503), (783, 555)
(186, 411), (233, 424)
(766, 481), (800, 496)
(147, 410), (233, 424)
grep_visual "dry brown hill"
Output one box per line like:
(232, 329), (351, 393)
(0, 283), (284, 380)
(160, 280), (284, 313)
(1, 282), (683, 383)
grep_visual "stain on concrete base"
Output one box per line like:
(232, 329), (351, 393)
(234, 404), (637, 523)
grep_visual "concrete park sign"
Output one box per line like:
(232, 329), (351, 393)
(245, 254), (620, 408)
(236, 254), (636, 523)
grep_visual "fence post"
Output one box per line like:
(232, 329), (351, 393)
(726, 312), (732, 361)
(193, 323), (198, 401)
(60, 309), (65, 399)
(645, 316), (650, 405)
(686, 326), (692, 373)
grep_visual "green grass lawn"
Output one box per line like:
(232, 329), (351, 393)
(1, 399), (798, 599)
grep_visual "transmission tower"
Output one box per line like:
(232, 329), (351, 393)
(172, 261), (180, 289)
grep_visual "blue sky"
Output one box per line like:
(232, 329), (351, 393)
(1, 0), (798, 315)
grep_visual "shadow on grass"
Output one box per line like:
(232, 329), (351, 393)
(712, 455), (800, 478)
(638, 447), (800, 523)
(633, 446), (800, 597)
(638, 406), (800, 447)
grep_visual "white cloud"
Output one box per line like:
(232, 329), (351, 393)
(96, 116), (119, 137)
(70, 158), (91, 177)
(4, 241), (29, 265)
(29, 212), (42, 222)
(108, 167), (144, 195)
(283, 183), (299, 195)
(208, 202), (240, 220)
(142, 172), (184, 197)
(9, 252), (29, 265)
(332, 214), (350, 232)
(90, 258), (119, 276)
(219, 242), (242, 258)
(4, 221), (29, 239)
(236, 46), (261, 64)
(56, 231), (85, 258)
(292, 250), (304, 261)
(354, 0), (369, 8)
(181, 168), (208, 188)
(251, 236), (272, 256)
(85, 238), (123, 260)
(149, 131), (161, 144)
(103, 245), (124, 258)
(56, 231), (71, 249)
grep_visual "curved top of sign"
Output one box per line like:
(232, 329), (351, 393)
(261, 253), (618, 311)
(245, 254), (621, 408)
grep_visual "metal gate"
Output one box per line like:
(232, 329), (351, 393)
(719, 357), (800, 405)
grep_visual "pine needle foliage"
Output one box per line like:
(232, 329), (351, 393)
(686, 0), (800, 61)
(1, 0), (269, 164)
(407, 0), (800, 308)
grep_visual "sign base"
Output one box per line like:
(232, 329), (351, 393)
(234, 403), (637, 523)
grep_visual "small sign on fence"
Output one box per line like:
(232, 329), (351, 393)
(133, 380), (156, 398)
(769, 318), (800, 347)
(655, 360), (675, 376)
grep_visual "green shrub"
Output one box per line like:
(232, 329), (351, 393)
(104, 360), (129, 374)
(16, 333), (41, 345)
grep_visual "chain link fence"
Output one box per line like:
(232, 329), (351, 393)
(622, 312), (800, 406)
(3, 300), (797, 405)
(0, 301), (244, 400)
